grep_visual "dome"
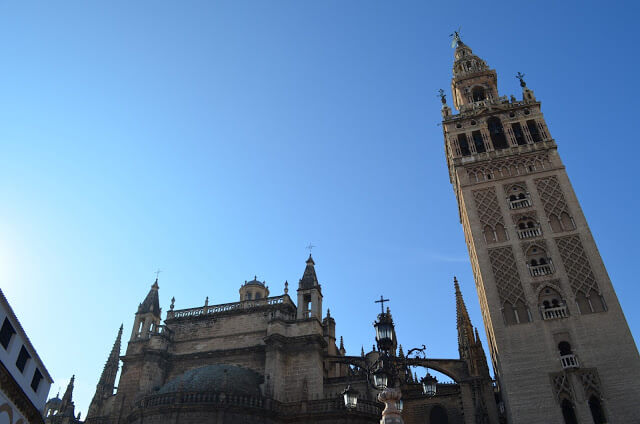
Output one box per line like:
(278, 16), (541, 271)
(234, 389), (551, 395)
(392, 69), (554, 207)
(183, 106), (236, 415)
(158, 364), (263, 396)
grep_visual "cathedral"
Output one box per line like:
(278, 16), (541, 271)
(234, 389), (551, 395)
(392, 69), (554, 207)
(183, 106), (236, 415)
(43, 37), (640, 424)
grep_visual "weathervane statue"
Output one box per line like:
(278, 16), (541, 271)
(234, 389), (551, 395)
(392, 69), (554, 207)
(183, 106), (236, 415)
(450, 27), (462, 48)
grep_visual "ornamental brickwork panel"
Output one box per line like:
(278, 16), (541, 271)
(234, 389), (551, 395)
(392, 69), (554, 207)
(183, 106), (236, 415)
(534, 176), (570, 218)
(487, 247), (526, 306)
(472, 187), (504, 230)
(554, 235), (599, 296)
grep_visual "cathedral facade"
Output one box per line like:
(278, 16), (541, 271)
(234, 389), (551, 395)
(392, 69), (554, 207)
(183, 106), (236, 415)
(441, 35), (640, 423)
(77, 256), (497, 424)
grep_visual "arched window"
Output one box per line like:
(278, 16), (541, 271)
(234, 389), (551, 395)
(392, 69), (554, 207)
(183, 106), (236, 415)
(560, 212), (575, 231)
(472, 86), (486, 102)
(472, 131), (485, 153)
(483, 225), (496, 244)
(588, 396), (606, 424)
(558, 341), (573, 356)
(561, 399), (578, 424)
(429, 405), (449, 424)
(511, 122), (527, 145)
(495, 223), (507, 242)
(488, 117), (509, 149)
(527, 119), (542, 142)
(526, 246), (553, 276)
(549, 214), (563, 232)
(458, 133), (471, 156)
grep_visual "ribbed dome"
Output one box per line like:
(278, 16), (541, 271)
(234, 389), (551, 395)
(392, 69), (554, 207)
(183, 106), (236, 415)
(158, 364), (263, 396)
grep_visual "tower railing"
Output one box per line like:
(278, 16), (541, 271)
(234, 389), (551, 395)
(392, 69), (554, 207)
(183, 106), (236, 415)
(528, 261), (554, 277)
(509, 198), (532, 209)
(541, 305), (568, 320)
(517, 225), (542, 239)
(560, 354), (579, 369)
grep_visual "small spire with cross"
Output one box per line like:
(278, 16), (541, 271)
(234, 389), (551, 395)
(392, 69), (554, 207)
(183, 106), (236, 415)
(306, 243), (316, 255)
(154, 269), (162, 281)
(375, 295), (390, 315)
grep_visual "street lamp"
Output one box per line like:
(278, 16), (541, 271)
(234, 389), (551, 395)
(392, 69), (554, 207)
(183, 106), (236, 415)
(373, 366), (389, 389)
(421, 372), (438, 397)
(342, 385), (359, 409)
(342, 296), (438, 423)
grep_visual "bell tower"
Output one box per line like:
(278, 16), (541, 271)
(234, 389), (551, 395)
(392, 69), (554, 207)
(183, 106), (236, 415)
(441, 34), (640, 423)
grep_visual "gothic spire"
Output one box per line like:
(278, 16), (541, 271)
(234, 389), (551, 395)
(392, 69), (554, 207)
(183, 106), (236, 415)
(58, 375), (75, 416)
(99, 324), (122, 387)
(88, 325), (123, 419)
(455, 277), (475, 359)
(138, 279), (161, 318)
(299, 254), (319, 289)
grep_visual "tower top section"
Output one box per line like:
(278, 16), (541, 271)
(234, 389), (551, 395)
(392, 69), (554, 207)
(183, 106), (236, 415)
(299, 254), (320, 290)
(137, 279), (161, 318)
(450, 40), (498, 111)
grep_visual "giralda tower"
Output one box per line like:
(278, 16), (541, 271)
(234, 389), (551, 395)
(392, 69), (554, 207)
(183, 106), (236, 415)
(441, 34), (640, 423)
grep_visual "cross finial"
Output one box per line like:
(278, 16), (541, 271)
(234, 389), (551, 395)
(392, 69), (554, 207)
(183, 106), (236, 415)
(306, 243), (316, 253)
(154, 269), (162, 280)
(375, 295), (390, 315)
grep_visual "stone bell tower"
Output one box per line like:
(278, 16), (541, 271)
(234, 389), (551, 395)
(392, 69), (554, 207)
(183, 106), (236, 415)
(441, 34), (640, 423)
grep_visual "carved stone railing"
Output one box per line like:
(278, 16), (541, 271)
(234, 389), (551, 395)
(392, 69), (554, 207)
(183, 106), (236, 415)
(542, 305), (568, 320)
(509, 198), (532, 209)
(460, 96), (509, 113)
(168, 295), (294, 320)
(517, 225), (542, 239)
(560, 354), (579, 369)
(528, 261), (554, 277)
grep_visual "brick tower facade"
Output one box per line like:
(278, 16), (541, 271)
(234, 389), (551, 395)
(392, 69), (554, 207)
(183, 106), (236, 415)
(441, 35), (640, 423)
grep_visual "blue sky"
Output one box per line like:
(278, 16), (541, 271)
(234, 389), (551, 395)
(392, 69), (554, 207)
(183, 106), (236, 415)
(1, 0), (639, 415)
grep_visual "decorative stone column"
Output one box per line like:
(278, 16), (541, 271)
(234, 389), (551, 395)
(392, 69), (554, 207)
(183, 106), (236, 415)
(378, 387), (403, 424)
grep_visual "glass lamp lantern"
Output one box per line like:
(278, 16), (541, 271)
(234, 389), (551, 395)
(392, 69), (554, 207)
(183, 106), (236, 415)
(374, 316), (394, 352)
(342, 385), (359, 409)
(421, 373), (438, 397)
(373, 367), (389, 389)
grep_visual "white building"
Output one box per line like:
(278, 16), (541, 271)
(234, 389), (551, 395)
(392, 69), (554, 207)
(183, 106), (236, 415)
(0, 288), (53, 424)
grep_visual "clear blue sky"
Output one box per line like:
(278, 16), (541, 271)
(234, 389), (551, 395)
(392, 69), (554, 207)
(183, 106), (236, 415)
(1, 0), (638, 415)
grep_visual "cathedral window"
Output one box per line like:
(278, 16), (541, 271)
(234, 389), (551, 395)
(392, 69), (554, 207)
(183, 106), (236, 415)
(561, 399), (579, 424)
(0, 318), (16, 350)
(457, 133), (471, 156)
(526, 246), (554, 276)
(511, 122), (527, 145)
(558, 342), (579, 369)
(472, 86), (486, 102)
(575, 289), (606, 315)
(472, 131), (485, 153)
(507, 186), (531, 209)
(539, 287), (568, 320)
(516, 217), (541, 239)
(487, 117), (509, 150)
(503, 300), (530, 325)
(527, 119), (543, 142)
(588, 395), (607, 424)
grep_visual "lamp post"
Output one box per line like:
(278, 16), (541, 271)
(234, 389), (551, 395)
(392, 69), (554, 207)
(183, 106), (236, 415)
(343, 297), (437, 424)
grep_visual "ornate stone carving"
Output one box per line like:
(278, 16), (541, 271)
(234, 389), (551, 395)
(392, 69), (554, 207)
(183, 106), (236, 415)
(472, 187), (504, 229)
(511, 210), (538, 224)
(521, 239), (548, 256)
(577, 368), (602, 398)
(550, 372), (573, 402)
(534, 175), (570, 218)
(554, 235), (599, 296)
(466, 153), (550, 184)
(488, 247), (525, 306)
